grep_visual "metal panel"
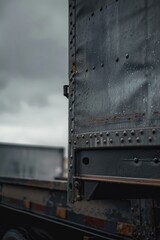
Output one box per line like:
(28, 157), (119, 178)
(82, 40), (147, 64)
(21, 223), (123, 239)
(74, 0), (160, 134)
(0, 142), (64, 180)
(68, 0), (160, 202)
(76, 147), (160, 179)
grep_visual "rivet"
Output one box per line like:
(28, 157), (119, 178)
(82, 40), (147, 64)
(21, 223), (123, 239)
(86, 69), (88, 72)
(106, 132), (110, 137)
(97, 140), (100, 144)
(76, 195), (82, 201)
(70, 164), (73, 169)
(120, 138), (124, 143)
(89, 134), (92, 138)
(76, 135), (79, 139)
(71, 129), (74, 133)
(110, 139), (113, 143)
(94, 133), (97, 137)
(131, 208), (134, 212)
(69, 107), (72, 111)
(92, 66), (95, 70)
(154, 158), (159, 164)
(86, 140), (89, 144)
(131, 130), (135, 135)
(123, 131), (127, 136)
(116, 132), (119, 136)
(148, 137), (152, 142)
(82, 135), (85, 138)
(128, 137), (132, 143)
(70, 155), (73, 159)
(103, 139), (107, 144)
(101, 63), (104, 67)
(100, 7), (103, 11)
(140, 130), (144, 135)
(136, 137), (140, 143)
(74, 141), (76, 145)
(74, 181), (80, 189)
(115, 57), (119, 63)
(126, 53), (129, 59)
(134, 157), (139, 164)
(152, 129), (156, 134)
(100, 133), (103, 137)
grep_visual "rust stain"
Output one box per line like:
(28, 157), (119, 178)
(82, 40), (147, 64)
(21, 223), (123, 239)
(23, 197), (30, 209)
(70, 62), (76, 75)
(9, 197), (18, 205)
(32, 203), (45, 213)
(84, 216), (105, 229)
(56, 207), (66, 219)
(89, 112), (145, 125)
(117, 222), (133, 237)
(75, 176), (160, 187)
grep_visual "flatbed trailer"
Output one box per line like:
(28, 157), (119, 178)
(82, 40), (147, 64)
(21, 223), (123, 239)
(0, 177), (134, 239)
(0, 176), (160, 239)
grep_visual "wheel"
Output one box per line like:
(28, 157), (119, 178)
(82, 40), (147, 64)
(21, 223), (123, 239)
(1, 229), (28, 240)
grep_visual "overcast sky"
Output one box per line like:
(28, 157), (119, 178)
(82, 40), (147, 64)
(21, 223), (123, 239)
(0, 1), (68, 156)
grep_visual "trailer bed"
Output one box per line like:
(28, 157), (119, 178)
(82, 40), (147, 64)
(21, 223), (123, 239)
(0, 177), (135, 239)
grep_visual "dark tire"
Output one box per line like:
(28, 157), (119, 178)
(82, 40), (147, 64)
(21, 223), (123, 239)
(1, 229), (28, 240)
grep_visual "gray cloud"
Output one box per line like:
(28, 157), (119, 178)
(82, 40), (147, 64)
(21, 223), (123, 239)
(0, 1), (69, 154)
(0, 0), (68, 80)
(0, 0), (68, 110)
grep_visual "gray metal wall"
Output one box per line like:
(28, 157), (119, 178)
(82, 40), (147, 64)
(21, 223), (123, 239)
(68, 0), (160, 203)
(73, 0), (160, 135)
(0, 143), (64, 180)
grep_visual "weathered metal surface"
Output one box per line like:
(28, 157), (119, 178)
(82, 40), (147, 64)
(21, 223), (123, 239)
(0, 142), (64, 180)
(68, 0), (160, 203)
(76, 147), (160, 179)
(75, 176), (160, 187)
(0, 180), (136, 239)
(73, 0), (160, 134)
(71, 128), (160, 148)
(0, 177), (67, 191)
(0, 179), (157, 239)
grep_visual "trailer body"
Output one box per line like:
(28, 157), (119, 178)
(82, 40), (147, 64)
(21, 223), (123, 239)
(68, 0), (160, 202)
(0, 1), (160, 240)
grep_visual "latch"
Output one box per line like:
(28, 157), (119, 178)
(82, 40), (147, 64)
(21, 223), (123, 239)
(63, 85), (69, 99)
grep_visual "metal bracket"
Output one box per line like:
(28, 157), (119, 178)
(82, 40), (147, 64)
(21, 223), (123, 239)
(63, 85), (69, 99)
